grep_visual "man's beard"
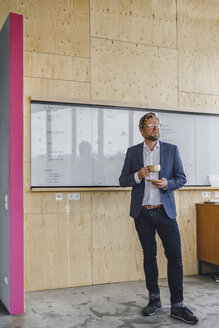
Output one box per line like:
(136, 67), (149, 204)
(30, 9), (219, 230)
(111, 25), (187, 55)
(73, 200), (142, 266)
(145, 134), (160, 141)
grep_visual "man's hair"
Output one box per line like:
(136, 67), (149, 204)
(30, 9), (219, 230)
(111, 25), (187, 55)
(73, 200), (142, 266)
(139, 112), (160, 129)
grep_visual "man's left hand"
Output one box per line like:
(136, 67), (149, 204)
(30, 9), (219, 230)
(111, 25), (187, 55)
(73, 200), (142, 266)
(152, 177), (168, 189)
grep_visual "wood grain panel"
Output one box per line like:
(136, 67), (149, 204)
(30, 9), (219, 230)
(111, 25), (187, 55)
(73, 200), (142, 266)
(25, 51), (90, 82)
(26, 0), (89, 56)
(23, 98), (31, 163)
(179, 92), (219, 113)
(92, 191), (145, 284)
(178, 50), (219, 95)
(91, 38), (178, 106)
(178, 193), (198, 275)
(0, 0), (90, 56)
(0, 1), (9, 28)
(177, 0), (219, 53)
(24, 162), (31, 192)
(177, 0), (219, 98)
(93, 248), (144, 284)
(91, 0), (176, 48)
(25, 209), (92, 291)
(24, 77), (90, 99)
(24, 188), (215, 291)
(24, 191), (91, 215)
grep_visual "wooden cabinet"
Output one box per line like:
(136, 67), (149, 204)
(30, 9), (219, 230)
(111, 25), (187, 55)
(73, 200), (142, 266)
(196, 203), (219, 272)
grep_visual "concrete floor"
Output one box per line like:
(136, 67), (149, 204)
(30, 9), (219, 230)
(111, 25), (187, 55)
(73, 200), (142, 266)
(0, 275), (218, 328)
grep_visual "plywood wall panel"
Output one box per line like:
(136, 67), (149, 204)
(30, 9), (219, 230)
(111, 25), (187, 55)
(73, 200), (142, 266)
(178, 50), (219, 95)
(177, 0), (219, 99)
(24, 162), (31, 192)
(93, 248), (143, 284)
(0, 0), (90, 57)
(25, 210), (92, 291)
(25, 51), (90, 82)
(23, 103), (31, 163)
(178, 191), (201, 275)
(92, 191), (145, 284)
(90, 0), (176, 48)
(177, 0), (219, 53)
(179, 92), (219, 113)
(91, 38), (178, 106)
(24, 77), (90, 99)
(24, 191), (91, 215)
(0, 1), (8, 28)
(25, 0), (89, 56)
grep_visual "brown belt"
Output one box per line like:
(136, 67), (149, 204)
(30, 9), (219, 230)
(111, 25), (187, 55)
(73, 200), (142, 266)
(142, 204), (163, 209)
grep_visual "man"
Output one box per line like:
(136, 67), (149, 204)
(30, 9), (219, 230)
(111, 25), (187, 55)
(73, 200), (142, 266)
(119, 112), (198, 324)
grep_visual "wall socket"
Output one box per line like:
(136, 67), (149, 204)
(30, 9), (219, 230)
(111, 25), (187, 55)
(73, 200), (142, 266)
(68, 193), (80, 200)
(215, 191), (219, 198)
(56, 193), (63, 201)
(202, 191), (211, 198)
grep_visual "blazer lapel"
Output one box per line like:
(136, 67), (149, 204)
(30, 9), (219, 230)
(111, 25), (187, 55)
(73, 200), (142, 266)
(159, 141), (165, 179)
(138, 142), (144, 167)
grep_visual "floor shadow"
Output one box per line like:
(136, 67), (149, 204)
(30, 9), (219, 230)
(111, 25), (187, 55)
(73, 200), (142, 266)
(0, 300), (9, 316)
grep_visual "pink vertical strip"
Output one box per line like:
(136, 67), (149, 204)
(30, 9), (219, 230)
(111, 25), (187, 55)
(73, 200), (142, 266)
(9, 13), (24, 315)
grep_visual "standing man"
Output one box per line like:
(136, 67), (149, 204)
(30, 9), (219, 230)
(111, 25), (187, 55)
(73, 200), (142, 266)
(119, 112), (198, 324)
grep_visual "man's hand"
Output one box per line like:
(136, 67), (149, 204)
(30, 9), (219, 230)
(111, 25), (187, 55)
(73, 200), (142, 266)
(138, 166), (150, 179)
(152, 177), (168, 189)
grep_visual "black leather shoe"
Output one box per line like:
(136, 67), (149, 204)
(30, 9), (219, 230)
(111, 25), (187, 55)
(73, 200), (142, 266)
(143, 299), (162, 316)
(171, 306), (199, 324)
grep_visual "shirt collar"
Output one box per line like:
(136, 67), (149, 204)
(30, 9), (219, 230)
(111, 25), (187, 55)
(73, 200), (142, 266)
(143, 140), (160, 151)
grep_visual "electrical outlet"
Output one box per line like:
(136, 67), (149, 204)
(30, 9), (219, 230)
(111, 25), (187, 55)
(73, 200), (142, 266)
(68, 193), (80, 200)
(202, 191), (211, 198)
(56, 193), (63, 201)
(215, 191), (219, 198)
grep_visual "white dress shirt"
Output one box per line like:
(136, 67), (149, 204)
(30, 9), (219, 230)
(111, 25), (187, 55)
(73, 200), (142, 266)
(134, 141), (162, 206)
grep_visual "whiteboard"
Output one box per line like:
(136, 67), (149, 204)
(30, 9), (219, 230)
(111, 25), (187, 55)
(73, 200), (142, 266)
(31, 101), (219, 187)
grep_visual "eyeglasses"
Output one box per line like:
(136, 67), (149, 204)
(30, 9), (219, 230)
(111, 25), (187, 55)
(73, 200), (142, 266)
(146, 123), (161, 129)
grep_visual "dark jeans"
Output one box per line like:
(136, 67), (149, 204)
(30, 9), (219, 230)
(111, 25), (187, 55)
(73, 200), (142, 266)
(134, 207), (183, 304)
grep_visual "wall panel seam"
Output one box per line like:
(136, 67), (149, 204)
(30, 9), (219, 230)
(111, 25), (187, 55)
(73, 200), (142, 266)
(24, 76), (90, 84)
(91, 36), (177, 51)
(179, 90), (219, 97)
(24, 50), (90, 60)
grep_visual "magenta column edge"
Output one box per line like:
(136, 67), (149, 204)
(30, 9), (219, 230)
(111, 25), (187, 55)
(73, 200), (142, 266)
(9, 12), (24, 315)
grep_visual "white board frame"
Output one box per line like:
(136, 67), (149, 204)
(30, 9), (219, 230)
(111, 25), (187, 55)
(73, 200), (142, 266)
(30, 99), (219, 188)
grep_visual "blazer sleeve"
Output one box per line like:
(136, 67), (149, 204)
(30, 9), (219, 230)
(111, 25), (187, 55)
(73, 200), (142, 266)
(165, 146), (187, 191)
(119, 148), (138, 187)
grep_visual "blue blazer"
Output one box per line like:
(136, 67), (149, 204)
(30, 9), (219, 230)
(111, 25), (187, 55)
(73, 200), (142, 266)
(119, 141), (186, 219)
